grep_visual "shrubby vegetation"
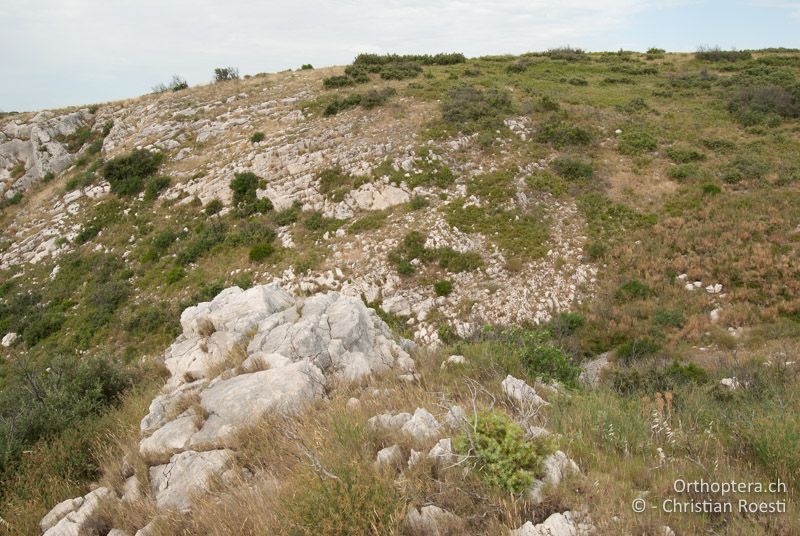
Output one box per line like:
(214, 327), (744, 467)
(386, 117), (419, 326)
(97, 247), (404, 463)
(103, 149), (165, 196)
(214, 67), (240, 82)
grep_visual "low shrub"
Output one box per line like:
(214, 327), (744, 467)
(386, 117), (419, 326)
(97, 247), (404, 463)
(250, 132), (265, 143)
(617, 129), (658, 155)
(666, 146), (706, 163)
(143, 175), (171, 201)
(204, 199), (223, 215)
(453, 411), (553, 494)
(546, 47), (587, 62)
(230, 172), (273, 215)
(728, 85), (800, 126)
(249, 242), (275, 262)
(103, 149), (164, 196)
(433, 280), (454, 296)
(214, 67), (239, 82)
(408, 196), (430, 210)
(441, 85), (513, 132)
(300, 64), (314, 70)
(695, 47), (752, 62)
(551, 157), (593, 180)
(535, 120), (593, 147)
(521, 343), (581, 388)
(348, 212), (387, 234)
(615, 337), (662, 364)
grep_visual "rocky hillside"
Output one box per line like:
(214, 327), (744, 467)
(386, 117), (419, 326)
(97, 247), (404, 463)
(1, 49), (799, 535)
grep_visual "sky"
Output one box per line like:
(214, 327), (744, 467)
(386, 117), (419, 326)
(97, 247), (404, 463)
(1, 0), (799, 112)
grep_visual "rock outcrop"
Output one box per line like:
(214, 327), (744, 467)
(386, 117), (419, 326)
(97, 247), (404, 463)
(38, 283), (416, 532)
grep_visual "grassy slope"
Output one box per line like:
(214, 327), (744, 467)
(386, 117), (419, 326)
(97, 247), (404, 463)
(1, 49), (799, 534)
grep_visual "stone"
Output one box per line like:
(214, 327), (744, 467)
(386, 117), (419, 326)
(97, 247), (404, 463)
(121, 476), (142, 503)
(368, 412), (412, 431)
(39, 497), (85, 533)
(441, 354), (466, 369)
(428, 438), (457, 468)
(408, 449), (424, 468)
(443, 405), (467, 429)
(404, 505), (461, 535)
(578, 353), (610, 387)
(42, 487), (114, 536)
(511, 511), (593, 536)
(382, 295), (412, 317)
(191, 361), (324, 446)
(375, 444), (403, 470)
(149, 449), (234, 511)
(401, 408), (441, 442)
(502, 375), (548, 407)
(528, 451), (581, 504)
(720, 377), (741, 390)
(1, 332), (17, 347)
(139, 413), (199, 462)
(346, 397), (361, 410)
(108, 530), (129, 536)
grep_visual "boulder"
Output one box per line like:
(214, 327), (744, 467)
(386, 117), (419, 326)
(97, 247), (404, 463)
(149, 449), (234, 511)
(511, 511), (594, 536)
(428, 438), (457, 468)
(1, 332), (17, 347)
(139, 413), (199, 462)
(528, 451), (581, 504)
(404, 505), (461, 535)
(441, 354), (466, 369)
(401, 408), (441, 442)
(578, 353), (610, 387)
(375, 444), (403, 470)
(502, 375), (548, 407)
(42, 487), (114, 536)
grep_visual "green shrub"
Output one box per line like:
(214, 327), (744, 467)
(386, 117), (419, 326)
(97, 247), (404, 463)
(0, 354), (132, 475)
(42, 171), (55, 183)
(250, 132), (265, 143)
(526, 170), (567, 196)
(323, 88), (396, 116)
(165, 266), (185, 283)
(273, 202), (302, 226)
(666, 146), (706, 163)
(379, 62), (422, 80)
(616, 279), (654, 299)
(103, 149), (164, 196)
(653, 308), (686, 328)
(668, 164), (701, 181)
(176, 221), (228, 265)
(695, 47), (752, 62)
(249, 242), (275, 262)
(617, 130), (657, 155)
(728, 85), (800, 125)
(549, 311), (585, 339)
(408, 196), (430, 210)
(441, 85), (513, 132)
(230, 172), (273, 215)
(213, 66), (239, 82)
(701, 182), (722, 195)
(615, 337), (661, 364)
(435, 247), (483, 273)
(433, 280), (454, 296)
(300, 64), (314, 70)
(547, 47), (587, 62)
(551, 158), (593, 180)
(205, 199), (223, 215)
(353, 52), (466, 66)
(535, 120), (593, 147)
(722, 155), (770, 184)
(143, 175), (171, 201)
(453, 411), (552, 494)
(537, 95), (561, 112)
(522, 343), (581, 388)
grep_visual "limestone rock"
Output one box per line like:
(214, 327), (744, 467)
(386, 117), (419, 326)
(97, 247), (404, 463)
(441, 354), (466, 369)
(502, 375), (548, 407)
(1, 332), (17, 347)
(375, 444), (403, 470)
(42, 487), (114, 536)
(428, 438), (457, 468)
(528, 451), (581, 504)
(578, 354), (610, 388)
(139, 413), (199, 462)
(404, 505), (461, 535)
(149, 449), (234, 511)
(401, 408), (441, 442)
(511, 511), (594, 536)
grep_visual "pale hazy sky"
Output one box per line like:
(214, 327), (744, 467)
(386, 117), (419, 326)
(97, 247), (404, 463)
(1, 0), (799, 112)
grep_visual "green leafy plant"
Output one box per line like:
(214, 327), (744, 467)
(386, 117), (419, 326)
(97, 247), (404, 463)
(103, 149), (164, 196)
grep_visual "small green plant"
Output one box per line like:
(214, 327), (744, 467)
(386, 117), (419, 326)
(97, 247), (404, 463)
(666, 146), (706, 163)
(617, 129), (657, 155)
(441, 85), (513, 133)
(143, 175), (171, 201)
(249, 242), (275, 262)
(408, 196), (430, 210)
(10, 163), (25, 179)
(300, 64), (314, 70)
(349, 212), (387, 234)
(165, 265), (185, 283)
(695, 47), (752, 62)
(204, 199), (224, 215)
(230, 172), (273, 215)
(551, 158), (593, 180)
(454, 411), (553, 494)
(535, 120), (593, 147)
(250, 132), (265, 143)
(433, 280), (454, 297)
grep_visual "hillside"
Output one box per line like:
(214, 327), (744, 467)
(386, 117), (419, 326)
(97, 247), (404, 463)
(1, 49), (799, 535)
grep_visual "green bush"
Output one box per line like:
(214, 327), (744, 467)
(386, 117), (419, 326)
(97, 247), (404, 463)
(103, 149), (164, 196)
(300, 64), (314, 70)
(617, 130), (657, 155)
(250, 132), (265, 143)
(433, 280), (454, 297)
(728, 85), (800, 125)
(722, 155), (770, 184)
(230, 172), (273, 215)
(535, 120), (593, 147)
(521, 343), (581, 388)
(273, 202), (302, 226)
(546, 47), (587, 62)
(349, 212), (387, 234)
(668, 164), (701, 181)
(435, 247), (483, 273)
(615, 337), (662, 364)
(441, 85), (513, 132)
(408, 196), (430, 210)
(453, 411), (552, 494)
(666, 146), (706, 163)
(165, 266), (185, 283)
(353, 53), (466, 66)
(204, 199), (223, 215)
(0, 354), (132, 475)
(249, 242), (275, 262)
(695, 47), (752, 62)
(616, 279), (654, 299)
(551, 158), (593, 180)
(214, 67), (239, 82)
(143, 175), (171, 201)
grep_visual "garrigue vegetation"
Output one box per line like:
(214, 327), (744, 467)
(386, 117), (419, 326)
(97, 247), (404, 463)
(1, 47), (800, 534)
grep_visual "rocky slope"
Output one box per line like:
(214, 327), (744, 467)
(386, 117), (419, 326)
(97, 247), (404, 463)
(0, 67), (594, 348)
